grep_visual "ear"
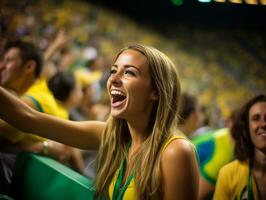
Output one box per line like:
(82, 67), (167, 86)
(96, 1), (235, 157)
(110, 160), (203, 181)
(24, 60), (36, 74)
(150, 90), (159, 101)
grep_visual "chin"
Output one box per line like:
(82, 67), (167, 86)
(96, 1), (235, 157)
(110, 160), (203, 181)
(110, 105), (128, 118)
(110, 111), (125, 119)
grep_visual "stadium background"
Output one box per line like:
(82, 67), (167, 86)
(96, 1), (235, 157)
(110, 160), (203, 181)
(1, 0), (265, 127)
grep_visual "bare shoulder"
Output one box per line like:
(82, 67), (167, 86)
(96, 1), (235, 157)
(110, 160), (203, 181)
(161, 138), (199, 200)
(162, 138), (195, 162)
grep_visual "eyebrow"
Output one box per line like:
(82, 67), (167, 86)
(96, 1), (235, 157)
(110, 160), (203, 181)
(111, 64), (141, 73)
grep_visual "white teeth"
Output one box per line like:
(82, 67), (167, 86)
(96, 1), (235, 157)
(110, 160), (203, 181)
(111, 90), (125, 96)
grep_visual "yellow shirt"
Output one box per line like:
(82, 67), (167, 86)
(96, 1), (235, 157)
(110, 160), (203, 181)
(108, 135), (189, 200)
(25, 79), (68, 118)
(21, 79), (68, 144)
(214, 160), (260, 200)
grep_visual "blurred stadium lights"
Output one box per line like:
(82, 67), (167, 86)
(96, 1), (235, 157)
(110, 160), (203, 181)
(182, 0), (266, 4)
(171, 0), (183, 6)
(245, 0), (258, 4)
(229, 0), (242, 4)
(198, 0), (212, 2)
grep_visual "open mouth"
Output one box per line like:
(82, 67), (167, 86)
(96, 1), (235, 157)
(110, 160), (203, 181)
(111, 90), (126, 106)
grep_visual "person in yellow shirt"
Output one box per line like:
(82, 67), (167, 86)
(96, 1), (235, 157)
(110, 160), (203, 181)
(214, 94), (266, 200)
(0, 40), (45, 193)
(20, 71), (84, 172)
(0, 40), (73, 193)
(0, 44), (199, 199)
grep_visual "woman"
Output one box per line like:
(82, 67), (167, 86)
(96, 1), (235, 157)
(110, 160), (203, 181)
(214, 94), (266, 200)
(0, 44), (199, 199)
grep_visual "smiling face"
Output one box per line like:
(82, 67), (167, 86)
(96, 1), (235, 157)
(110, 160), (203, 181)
(249, 101), (266, 154)
(106, 49), (155, 121)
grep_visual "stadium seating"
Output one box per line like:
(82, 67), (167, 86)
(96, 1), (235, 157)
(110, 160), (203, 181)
(10, 153), (94, 200)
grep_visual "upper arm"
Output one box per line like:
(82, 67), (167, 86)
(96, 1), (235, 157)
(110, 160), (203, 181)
(161, 139), (199, 200)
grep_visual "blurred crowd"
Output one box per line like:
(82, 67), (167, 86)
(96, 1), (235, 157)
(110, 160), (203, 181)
(0, 0), (265, 198)
(1, 0), (265, 127)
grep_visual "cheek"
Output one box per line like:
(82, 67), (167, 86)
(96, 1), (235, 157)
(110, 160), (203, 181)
(249, 123), (257, 142)
(131, 81), (152, 101)
(249, 121), (256, 132)
(8, 65), (20, 76)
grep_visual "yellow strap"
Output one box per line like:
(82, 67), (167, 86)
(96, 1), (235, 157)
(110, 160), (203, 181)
(162, 134), (187, 152)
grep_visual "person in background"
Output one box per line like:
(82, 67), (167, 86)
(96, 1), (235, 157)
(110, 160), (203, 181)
(214, 94), (266, 200)
(0, 44), (199, 200)
(0, 40), (47, 193)
(178, 92), (235, 199)
(193, 105), (213, 137)
(178, 92), (203, 138)
(47, 71), (85, 172)
(0, 40), (75, 193)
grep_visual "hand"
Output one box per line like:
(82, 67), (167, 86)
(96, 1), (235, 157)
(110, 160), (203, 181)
(43, 29), (71, 63)
(52, 29), (71, 50)
(21, 140), (72, 164)
(44, 141), (72, 164)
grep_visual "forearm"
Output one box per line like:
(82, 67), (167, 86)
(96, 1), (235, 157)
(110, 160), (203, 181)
(44, 44), (60, 63)
(0, 86), (104, 150)
(0, 86), (36, 133)
(44, 30), (68, 63)
(0, 118), (29, 144)
(0, 87), (36, 132)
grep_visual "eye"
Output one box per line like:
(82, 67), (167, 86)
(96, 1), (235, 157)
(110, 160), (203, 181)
(251, 114), (260, 122)
(109, 68), (117, 74)
(125, 70), (136, 76)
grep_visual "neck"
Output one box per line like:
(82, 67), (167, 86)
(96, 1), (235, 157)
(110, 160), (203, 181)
(252, 150), (266, 175)
(126, 107), (153, 149)
(12, 77), (36, 96)
(127, 123), (148, 149)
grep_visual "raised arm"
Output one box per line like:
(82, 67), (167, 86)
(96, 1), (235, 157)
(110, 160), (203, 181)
(161, 139), (199, 200)
(43, 29), (70, 63)
(0, 86), (105, 150)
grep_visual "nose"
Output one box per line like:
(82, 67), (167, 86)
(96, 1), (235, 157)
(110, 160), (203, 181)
(108, 72), (122, 86)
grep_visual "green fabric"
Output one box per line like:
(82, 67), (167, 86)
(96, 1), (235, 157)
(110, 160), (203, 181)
(10, 153), (95, 200)
(112, 159), (134, 200)
(248, 166), (253, 200)
(112, 141), (133, 200)
(24, 95), (43, 112)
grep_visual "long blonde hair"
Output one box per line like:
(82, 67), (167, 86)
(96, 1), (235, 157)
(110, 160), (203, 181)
(94, 44), (181, 199)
